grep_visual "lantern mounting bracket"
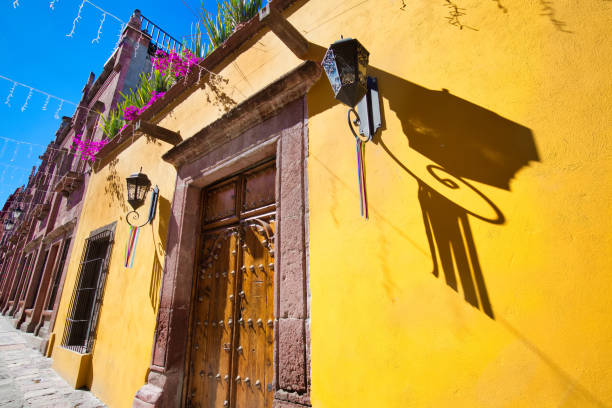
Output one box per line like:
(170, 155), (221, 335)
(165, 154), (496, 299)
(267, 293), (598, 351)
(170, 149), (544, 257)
(126, 185), (159, 228)
(348, 76), (381, 142)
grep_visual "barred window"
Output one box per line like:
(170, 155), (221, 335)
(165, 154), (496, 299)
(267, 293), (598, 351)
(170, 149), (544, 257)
(61, 226), (114, 353)
(46, 237), (71, 311)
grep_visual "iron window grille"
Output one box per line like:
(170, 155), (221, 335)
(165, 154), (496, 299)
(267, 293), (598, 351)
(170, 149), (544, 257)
(61, 229), (113, 354)
(27, 249), (49, 308)
(8, 254), (30, 302)
(18, 250), (38, 302)
(46, 238), (71, 310)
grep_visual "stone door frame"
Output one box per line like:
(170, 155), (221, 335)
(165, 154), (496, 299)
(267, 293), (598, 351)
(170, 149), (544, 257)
(134, 62), (320, 408)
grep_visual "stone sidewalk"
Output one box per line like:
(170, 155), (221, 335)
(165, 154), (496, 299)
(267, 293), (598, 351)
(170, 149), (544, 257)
(0, 316), (106, 408)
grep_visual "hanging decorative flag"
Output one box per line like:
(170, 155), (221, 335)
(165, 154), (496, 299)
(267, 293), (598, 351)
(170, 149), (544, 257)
(5, 82), (16, 106)
(124, 225), (140, 268)
(21, 87), (33, 112)
(133, 31), (143, 57)
(49, 0), (59, 10)
(54, 100), (63, 119)
(92, 12), (106, 43)
(67, 0), (85, 37)
(42, 95), (50, 111)
(114, 23), (126, 50)
(355, 138), (368, 219)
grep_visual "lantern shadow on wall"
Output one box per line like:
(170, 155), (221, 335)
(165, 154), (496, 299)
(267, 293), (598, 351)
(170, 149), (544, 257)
(315, 41), (539, 319)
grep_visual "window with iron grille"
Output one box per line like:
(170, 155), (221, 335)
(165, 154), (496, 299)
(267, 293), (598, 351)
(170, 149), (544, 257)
(46, 237), (71, 310)
(27, 249), (49, 308)
(18, 251), (38, 302)
(61, 225), (114, 353)
(8, 254), (30, 302)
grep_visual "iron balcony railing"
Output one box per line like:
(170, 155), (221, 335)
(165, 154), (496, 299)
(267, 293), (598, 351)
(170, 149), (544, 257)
(139, 14), (183, 53)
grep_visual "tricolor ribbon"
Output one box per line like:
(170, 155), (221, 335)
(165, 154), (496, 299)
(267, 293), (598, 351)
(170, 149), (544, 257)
(124, 225), (140, 268)
(355, 138), (368, 219)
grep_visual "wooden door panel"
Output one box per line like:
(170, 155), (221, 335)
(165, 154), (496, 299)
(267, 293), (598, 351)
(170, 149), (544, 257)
(189, 160), (275, 408)
(242, 165), (276, 213)
(234, 220), (274, 408)
(189, 230), (237, 408)
(203, 180), (239, 225)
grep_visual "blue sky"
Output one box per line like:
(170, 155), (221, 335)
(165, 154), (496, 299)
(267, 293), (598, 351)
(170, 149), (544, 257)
(0, 0), (219, 206)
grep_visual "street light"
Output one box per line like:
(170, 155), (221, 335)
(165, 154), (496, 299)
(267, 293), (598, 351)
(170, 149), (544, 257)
(125, 168), (158, 228)
(4, 219), (15, 231)
(126, 169), (151, 211)
(321, 37), (382, 219)
(12, 207), (23, 219)
(321, 37), (381, 142)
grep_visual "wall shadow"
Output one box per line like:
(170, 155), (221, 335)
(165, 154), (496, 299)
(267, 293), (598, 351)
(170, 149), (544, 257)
(309, 44), (539, 318)
(369, 67), (539, 191)
(157, 195), (171, 256)
(104, 158), (128, 212)
(149, 255), (162, 312)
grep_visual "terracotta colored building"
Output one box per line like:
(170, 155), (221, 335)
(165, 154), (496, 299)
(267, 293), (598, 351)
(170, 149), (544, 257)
(0, 10), (159, 353)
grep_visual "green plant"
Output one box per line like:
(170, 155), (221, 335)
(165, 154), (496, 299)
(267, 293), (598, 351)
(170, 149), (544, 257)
(220, 0), (262, 28)
(99, 108), (124, 139)
(183, 23), (214, 59)
(198, 0), (261, 48)
(99, 56), (189, 139)
(199, 1), (233, 48)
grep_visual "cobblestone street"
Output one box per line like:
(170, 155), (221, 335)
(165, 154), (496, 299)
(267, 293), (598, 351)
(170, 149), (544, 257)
(0, 316), (105, 408)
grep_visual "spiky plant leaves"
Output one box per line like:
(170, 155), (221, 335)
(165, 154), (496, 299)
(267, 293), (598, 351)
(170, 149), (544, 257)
(199, 1), (233, 48)
(221, 0), (262, 28)
(183, 23), (213, 60)
(199, 0), (261, 49)
(99, 109), (124, 140)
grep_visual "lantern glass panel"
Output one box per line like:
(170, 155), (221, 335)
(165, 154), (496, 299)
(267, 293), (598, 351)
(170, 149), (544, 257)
(322, 49), (341, 95)
(126, 172), (151, 210)
(321, 38), (370, 108)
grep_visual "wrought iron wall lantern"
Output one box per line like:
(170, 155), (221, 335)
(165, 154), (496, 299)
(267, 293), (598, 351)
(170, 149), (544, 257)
(12, 207), (23, 219)
(4, 219), (15, 231)
(321, 37), (381, 218)
(125, 169), (159, 228)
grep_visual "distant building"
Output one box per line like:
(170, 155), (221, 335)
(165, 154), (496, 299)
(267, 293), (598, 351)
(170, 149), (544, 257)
(0, 10), (159, 354)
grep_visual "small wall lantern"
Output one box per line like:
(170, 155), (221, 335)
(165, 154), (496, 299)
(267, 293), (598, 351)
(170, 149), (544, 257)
(125, 168), (159, 228)
(126, 169), (151, 211)
(4, 219), (15, 231)
(321, 38), (370, 108)
(11, 207), (22, 220)
(322, 37), (382, 219)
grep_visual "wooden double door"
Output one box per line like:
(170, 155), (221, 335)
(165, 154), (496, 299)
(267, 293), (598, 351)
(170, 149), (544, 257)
(187, 162), (276, 408)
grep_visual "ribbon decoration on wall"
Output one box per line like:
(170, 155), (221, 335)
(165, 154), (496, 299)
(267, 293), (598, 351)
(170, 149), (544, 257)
(124, 226), (140, 268)
(123, 186), (159, 268)
(348, 108), (371, 220)
(355, 138), (368, 219)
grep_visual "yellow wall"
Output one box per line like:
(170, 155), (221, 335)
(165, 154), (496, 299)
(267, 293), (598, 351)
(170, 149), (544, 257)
(46, 1), (610, 407)
(51, 136), (176, 408)
(302, 0), (612, 407)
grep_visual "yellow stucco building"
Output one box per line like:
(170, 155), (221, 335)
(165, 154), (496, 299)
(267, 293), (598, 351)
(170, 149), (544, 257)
(50, 1), (611, 407)
(49, 132), (177, 408)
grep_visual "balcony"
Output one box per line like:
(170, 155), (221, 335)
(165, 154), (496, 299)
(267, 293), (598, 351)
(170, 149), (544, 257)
(32, 202), (51, 220)
(53, 171), (84, 197)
